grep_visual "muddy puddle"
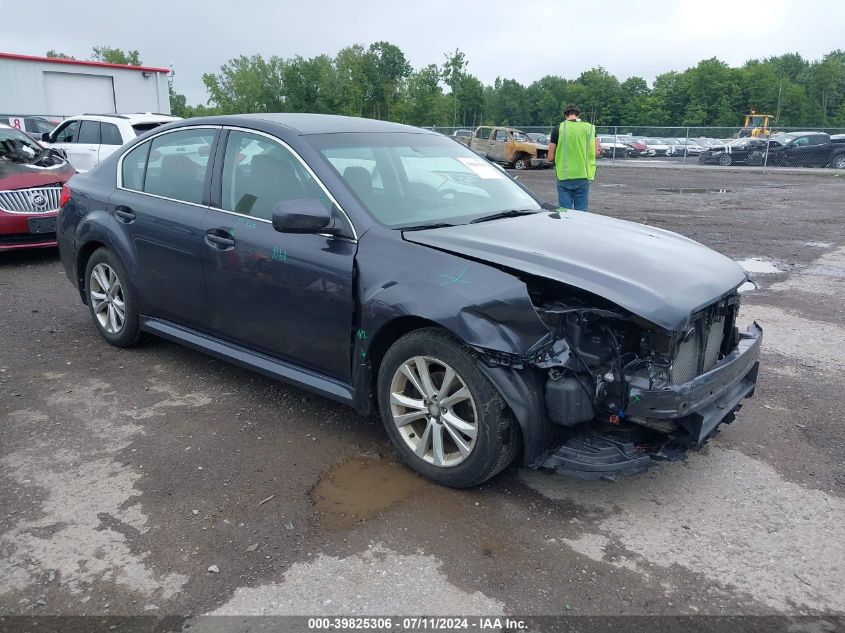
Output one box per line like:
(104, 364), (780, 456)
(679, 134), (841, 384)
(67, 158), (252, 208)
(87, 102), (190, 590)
(657, 188), (731, 194)
(311, 457), (425, 531)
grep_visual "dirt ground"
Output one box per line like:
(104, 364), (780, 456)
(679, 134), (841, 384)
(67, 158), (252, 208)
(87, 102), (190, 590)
(1, 164), (844, 628)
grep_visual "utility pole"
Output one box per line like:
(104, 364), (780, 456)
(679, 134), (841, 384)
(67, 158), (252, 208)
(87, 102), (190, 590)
(774, 76), (783, 124)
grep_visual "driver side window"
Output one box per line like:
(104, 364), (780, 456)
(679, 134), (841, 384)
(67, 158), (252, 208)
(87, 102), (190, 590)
(221, 131), (331, 221)
(54, 120), (80, 143)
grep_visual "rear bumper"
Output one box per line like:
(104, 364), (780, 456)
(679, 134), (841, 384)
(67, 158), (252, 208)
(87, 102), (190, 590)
(625, 322), (762, 444)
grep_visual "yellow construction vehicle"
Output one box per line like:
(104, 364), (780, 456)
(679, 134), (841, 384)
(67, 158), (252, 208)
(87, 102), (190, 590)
(738, 111), (774, 137)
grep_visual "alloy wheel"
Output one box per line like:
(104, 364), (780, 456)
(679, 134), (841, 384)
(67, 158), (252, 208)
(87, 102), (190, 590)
(89, 263), (126, 334)
(389, 355), (478, 467)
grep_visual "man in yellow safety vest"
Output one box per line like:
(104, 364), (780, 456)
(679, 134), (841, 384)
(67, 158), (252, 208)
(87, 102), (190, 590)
(546, 104), (600, 211)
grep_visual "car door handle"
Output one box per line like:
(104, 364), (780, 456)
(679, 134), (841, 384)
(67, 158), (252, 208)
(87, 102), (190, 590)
(115, 206), (135, 223)
(205, 231), (235, 250)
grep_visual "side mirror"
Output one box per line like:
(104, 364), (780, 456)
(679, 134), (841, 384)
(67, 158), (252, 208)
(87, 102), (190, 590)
(272, 198), (335, 234)
(41, 132), (51, 143)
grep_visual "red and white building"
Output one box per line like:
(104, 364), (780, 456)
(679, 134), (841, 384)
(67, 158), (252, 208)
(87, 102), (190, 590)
(0, 52), (171, 118)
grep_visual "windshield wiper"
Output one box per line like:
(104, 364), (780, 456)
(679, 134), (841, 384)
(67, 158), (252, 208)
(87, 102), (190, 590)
(400, 222), (457, 231)
(470, 209), (538, 224)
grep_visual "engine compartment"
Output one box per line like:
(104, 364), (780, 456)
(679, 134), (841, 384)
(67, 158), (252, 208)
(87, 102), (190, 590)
(520, 273), (743, 437)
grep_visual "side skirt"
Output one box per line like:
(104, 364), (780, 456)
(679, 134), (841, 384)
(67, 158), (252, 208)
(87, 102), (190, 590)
(140, 317), (355, 406)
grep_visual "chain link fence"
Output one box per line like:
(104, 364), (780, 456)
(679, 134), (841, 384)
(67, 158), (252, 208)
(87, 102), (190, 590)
(430, 125), (845, 170)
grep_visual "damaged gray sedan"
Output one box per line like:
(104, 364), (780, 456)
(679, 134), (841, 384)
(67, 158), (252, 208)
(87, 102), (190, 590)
(58, 114), (762, 488)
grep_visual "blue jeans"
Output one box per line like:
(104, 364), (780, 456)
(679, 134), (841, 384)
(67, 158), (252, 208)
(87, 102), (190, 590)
(556, 178), (590, 211)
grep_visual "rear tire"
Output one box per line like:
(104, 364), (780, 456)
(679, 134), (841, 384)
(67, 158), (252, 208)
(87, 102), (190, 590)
(832, 155), (845, 170)
(719, 154), (732, 166)
(377, 328), (519, 488)
(84, 248), (141, 348)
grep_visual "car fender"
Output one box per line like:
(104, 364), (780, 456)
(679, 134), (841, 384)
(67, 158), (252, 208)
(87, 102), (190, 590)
(70, 210), (117, 300)
(72, 200), (139, 309)
(353, 230), (554, 463)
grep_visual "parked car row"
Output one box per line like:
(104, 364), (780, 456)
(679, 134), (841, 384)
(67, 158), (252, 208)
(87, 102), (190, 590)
(594, 135), (714, 159)
(698, 132), (845, 168)
(1, 112), (181, 252)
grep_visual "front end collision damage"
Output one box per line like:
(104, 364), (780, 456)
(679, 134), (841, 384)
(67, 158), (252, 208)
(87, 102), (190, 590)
(354, 227), (762, 478)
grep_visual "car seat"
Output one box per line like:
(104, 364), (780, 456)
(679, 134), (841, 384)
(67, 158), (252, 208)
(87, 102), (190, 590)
(159, 155), (199, 202)
(343, 166), (373, 205)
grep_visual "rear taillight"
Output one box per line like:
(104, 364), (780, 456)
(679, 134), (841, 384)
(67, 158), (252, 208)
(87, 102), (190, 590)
(59, 184), (71, 208)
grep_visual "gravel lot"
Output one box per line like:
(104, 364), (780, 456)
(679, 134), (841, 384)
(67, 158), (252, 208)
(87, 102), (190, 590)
(1, 164), (843, 627)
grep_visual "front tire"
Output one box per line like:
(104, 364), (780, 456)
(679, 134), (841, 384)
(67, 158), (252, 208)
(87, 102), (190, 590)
(377, 328), (519, 488)
(85, 248), (141, 347)
(513, 155), (530, 170)
(832, 155), (845, 170)
(719, 154), (732, 166)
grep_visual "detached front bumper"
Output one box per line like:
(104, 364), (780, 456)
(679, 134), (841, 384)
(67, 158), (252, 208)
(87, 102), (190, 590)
(626, 322), (763, 445)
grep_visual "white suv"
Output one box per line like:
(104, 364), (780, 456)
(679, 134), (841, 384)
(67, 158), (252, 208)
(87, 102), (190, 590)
(42, 113), (181, 172)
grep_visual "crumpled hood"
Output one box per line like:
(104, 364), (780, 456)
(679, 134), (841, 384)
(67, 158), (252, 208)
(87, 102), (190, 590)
(0, 159), (75, 191)
(403, 211), (747, 332)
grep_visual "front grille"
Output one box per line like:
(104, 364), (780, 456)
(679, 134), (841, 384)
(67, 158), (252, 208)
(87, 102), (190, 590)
(670, 314), (729, 384)
(0, 187), (61, 214)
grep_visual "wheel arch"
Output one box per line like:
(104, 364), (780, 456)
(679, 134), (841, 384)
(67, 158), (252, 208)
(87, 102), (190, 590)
(75, 240), (108, 303)
(358, 315), (551, 466)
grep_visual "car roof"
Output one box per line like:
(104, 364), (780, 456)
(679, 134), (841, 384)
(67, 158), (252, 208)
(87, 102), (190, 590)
(779, 131), (826, 137)
(218, 113), (433, 136)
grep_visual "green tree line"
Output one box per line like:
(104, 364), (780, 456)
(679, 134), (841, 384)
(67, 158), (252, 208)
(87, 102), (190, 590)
(48, 45), (845, 128)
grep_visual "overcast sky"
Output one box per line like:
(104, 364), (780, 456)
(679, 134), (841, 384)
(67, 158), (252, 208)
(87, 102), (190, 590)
(2, 0), (843, 106)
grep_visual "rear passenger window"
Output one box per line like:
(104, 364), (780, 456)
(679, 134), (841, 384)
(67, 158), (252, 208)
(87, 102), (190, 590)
(78, 121), (100, 144)
(143, 129), (216, 204)
(101, 123), (123, 146)
(221, 131), (329, 221)
(122, 141), (150, 191)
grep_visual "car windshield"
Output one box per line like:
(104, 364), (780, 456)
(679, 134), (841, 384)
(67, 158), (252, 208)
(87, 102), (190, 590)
(727, 139), (752, 147)
(511, 130), (531, 141)
(308, 132), (541, 229)
(0, 126), (44, 164)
